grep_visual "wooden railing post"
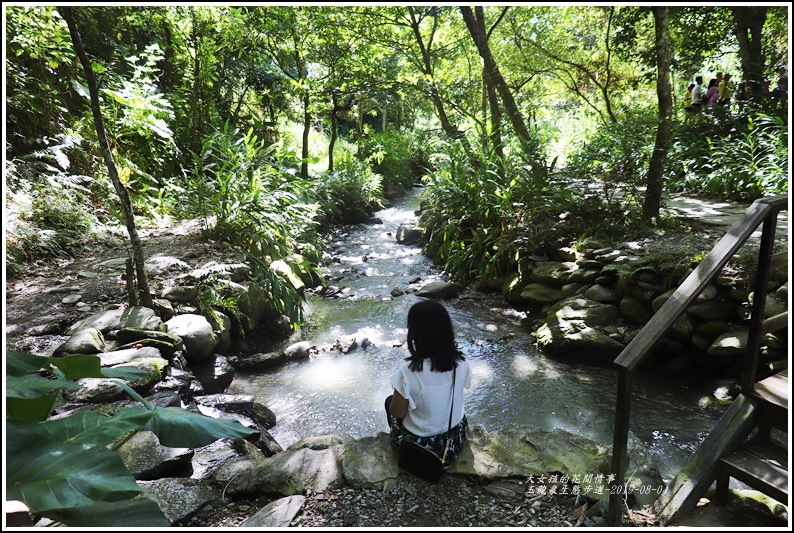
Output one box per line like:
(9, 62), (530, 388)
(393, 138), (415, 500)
(742, 212), (778, 394)
(608, 367), (632, 526)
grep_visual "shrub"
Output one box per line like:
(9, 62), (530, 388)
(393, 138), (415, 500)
(562, 107), (657, 219)
(667, 112), (788, 201)
(358, 129), (421, 198)
(314, 149), (383, 226)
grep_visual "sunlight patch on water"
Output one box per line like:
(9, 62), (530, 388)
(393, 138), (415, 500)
(511, 354), (538, 378)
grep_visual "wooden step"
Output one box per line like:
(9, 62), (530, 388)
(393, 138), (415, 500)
(752, 369), (789, 431)
(716, 437), (789, 504)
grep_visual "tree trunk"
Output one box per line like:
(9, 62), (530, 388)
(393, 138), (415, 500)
(189, 7), (203, 155)
(644, 7), (673, 222)
(732, 7), (768, 95)
(301, 90), (310, 178)
(59, 6), (153, 309)
(460, 7), (532, 147)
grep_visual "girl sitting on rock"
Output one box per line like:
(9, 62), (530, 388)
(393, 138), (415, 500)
(385, 299), (472, 472)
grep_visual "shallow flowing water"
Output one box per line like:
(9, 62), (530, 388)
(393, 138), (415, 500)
(228, 187), (730, 483)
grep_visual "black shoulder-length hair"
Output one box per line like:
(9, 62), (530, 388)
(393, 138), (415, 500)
(405, 299), (464, 372)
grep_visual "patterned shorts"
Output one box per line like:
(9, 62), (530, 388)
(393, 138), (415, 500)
(389, 414), (469, 469)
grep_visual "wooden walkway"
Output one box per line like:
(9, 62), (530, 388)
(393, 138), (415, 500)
(716, 370), (789, 506)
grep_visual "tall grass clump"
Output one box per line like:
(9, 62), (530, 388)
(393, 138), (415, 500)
(184, 123), (321, 326)
(420, 137), (575, 284)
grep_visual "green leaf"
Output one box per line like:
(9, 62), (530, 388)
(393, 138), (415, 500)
(49, 353), (103, 380)
(101, 365), (151, 381)
(6, 373), (82, 399)
(6, 395), (57, 423)
(70, 79), (90, 99)
(113, 381), (256, 447)
(6, 440), (144, 514)
(44, 497), (169, 527)
(6, 350), (50, 377)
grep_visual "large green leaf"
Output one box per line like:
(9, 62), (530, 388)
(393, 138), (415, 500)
(43, 497), (169, 527)
(6, 395), (57, 423)
(6, 440), (144, 514)
(114, 382), (258, 447)
(140, 405), (258, 448)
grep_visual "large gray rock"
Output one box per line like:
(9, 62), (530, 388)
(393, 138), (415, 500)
(415, 281), (464, 299)
(138, 477), (224, 526)
(620, 296), (655, 324)
(165, 314), (218, 363)
(55, 327), (105, 354)
(236, 351), (286, 370)
(237, 281), (280, 326)
(536, 297), (625, 361)
(285, 341), (312, 360)
(161, 285), (199, 302)
(451, 425), (612, 482)
(707, 330), (749, 358)
(66, 306), (164, 335)
(242, 495), (306, 528)
(396, 225), (423, 244)
(584, 284), (619, 304)
(191, 354), (235, 394)
(117, 430), (193, 480)
(340, 434), (400, 488)
(212, 443), (346, 497)
(520, 283), (564, 303)
(501, 272), (526, 303)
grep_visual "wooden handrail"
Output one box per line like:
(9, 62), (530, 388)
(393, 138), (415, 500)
(607, 195), (788, 526)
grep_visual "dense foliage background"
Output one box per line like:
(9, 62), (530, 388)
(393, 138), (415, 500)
(4, 4), (789, 288)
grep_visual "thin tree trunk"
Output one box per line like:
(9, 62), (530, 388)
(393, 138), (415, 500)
(644, 7), (673, 222)
(407, 6), (463, 141)
(301, 90), (310, 178)
(59, 6), (153, 309)
(329, 92), (338, 173)
(485, 70), (505, 163)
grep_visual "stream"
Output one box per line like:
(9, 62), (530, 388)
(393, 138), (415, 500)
(227, 186), (731, 484)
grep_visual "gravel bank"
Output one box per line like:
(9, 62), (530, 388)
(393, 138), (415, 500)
(195, 472), (625, 528)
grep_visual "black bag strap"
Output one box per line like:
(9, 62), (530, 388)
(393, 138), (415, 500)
(447, 365), (456, 433)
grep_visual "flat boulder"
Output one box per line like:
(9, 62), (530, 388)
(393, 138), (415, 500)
(416, 281), (464, 299)
(67, 305), (164, 335)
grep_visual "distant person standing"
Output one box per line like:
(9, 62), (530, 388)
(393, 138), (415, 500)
(773, 65), (788, 98)
(718, 73), (734, 107)
(684, 83), (695, 122)
(691, 76), (705, 113)
(704, 78), (720, 111)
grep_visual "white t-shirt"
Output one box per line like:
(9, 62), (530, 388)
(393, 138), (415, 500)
(390, 358), (472, 437)
(691, 84), (704, 104)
